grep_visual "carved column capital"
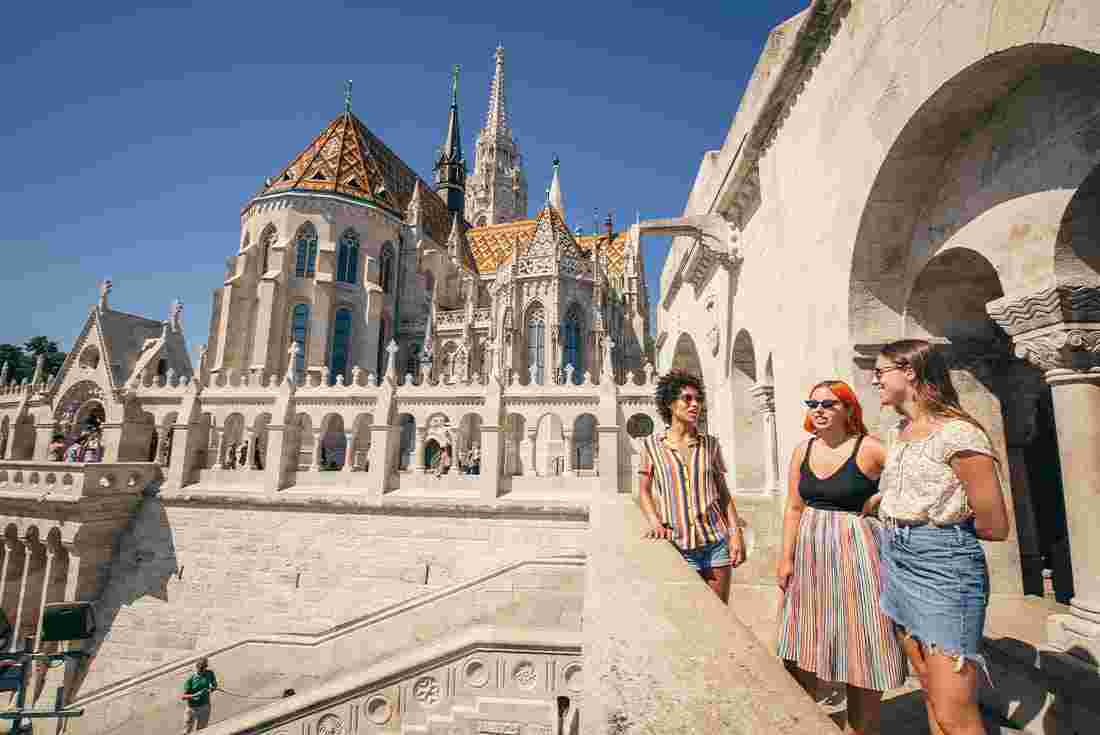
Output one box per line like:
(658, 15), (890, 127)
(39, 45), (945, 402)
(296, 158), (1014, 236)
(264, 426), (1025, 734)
(1013, 326), (1100, 375)
(749, 383), (775, 415)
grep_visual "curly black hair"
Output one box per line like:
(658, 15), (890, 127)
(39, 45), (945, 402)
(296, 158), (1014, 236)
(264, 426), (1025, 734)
(654, 370), (706, 426)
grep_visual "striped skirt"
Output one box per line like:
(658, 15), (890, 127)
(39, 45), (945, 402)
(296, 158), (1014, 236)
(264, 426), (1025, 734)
(776, 506), (906, 691)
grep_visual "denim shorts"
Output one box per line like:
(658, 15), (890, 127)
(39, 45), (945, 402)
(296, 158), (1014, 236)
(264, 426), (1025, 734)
(880, 518), (990, 678)
(676, 537), (731, 571)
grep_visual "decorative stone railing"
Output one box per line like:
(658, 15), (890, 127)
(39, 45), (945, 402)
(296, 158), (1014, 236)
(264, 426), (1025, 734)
(0, 461), (161, 501)
(584, 494), (836, 734)
(66, 555), (584, 735)
(474, 307), (491, 326)
(435, 308), (467, 328)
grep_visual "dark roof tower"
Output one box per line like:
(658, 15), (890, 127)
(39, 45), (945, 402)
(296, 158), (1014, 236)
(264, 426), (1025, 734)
(435, 65), (467, 215)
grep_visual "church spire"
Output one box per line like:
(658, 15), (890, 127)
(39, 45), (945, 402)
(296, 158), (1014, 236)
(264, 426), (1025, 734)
(548, 156), (564, 215)
(464, 46), (527, 226)
(485, 45), (510, 139)
(435, 64), (466, 215)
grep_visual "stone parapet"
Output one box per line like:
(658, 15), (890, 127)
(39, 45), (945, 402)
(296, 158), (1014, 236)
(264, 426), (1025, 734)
(583, 495), (835, 734)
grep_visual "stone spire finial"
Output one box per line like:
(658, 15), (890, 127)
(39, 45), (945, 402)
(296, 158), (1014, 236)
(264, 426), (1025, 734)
(98, 278), (113, 311)
(548, 157), (563, 214)
(385, 339), (399, 382)
(30, 354), (45, 386)
(286, 342), (300, 383)
(169, 299), (184, 332)
(344, 79), (353, 114)
(485, 46), (510, 138)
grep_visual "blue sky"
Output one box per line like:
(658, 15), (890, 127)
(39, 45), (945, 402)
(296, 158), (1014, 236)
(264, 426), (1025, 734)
(1, 0), (808, 357)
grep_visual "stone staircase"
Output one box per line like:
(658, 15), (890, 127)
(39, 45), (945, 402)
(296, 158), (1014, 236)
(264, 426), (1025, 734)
(58, 555), (583, 735)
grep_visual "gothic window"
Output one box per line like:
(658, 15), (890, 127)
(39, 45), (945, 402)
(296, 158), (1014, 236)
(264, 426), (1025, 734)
(380, 242), (394, 293)
(295, 223), (318, 278)
(260, 225), (276, 274)
(336, 229), (360, 284)
(526, 304), (545, 384)
(290, 304), (310, 378)
(563, 307), (582, 383)
(329, 308), (353, 385)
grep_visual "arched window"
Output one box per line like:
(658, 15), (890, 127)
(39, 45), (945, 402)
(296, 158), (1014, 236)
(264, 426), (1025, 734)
(290, 304), (310, 378)
(329, 308), (353, 384)
(295, 223), (318, 278)
(380, 242), (394, 293)
(562, 307), (582, 383)
(526, 305), (545, 384)
(260, 224), (276, 274)
(337, 229), (360, 284)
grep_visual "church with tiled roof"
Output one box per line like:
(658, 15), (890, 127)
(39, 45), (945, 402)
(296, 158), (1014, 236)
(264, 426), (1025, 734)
(208, 47), (650, 389)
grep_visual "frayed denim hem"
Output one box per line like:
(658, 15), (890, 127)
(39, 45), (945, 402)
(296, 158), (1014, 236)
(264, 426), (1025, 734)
(898, 626), (993, 687)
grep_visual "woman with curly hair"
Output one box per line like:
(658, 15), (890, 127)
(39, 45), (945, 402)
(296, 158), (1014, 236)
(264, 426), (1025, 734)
(874, 339), (1008, 735)
(777, 380), (906, 735)
(637, 370), (745, 602)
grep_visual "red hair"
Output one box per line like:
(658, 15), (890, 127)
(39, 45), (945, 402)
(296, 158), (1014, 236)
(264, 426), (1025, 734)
(802, 380), (868, 435)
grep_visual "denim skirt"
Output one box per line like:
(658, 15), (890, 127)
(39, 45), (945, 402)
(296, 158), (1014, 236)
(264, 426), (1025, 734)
(879, 518), (990, 676)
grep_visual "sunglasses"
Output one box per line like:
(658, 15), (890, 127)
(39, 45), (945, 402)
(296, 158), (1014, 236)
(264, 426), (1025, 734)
(804, 399), (841, 409)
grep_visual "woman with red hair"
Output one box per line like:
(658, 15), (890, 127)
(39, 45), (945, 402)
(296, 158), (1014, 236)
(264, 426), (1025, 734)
(776, 380), (906, 735)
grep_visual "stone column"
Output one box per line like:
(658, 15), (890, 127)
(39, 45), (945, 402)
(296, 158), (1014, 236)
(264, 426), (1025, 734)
(750, 383), (779, 494)
(990, 285), (1100, 661)
(342, 432), (355, 472)
(563, 430), (576, 476)
(11, 540), (34, 651)
(414, 427), (427, 474)
(525, 428), (538, 476)
(211, 427), (226, 469)
(34, 547), (56, 650)
(309, 429), (323, 471)
(0, 539), (14, 620)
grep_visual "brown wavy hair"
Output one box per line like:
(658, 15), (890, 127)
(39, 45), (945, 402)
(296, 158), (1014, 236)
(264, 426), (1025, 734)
(802, 380), (868, 435)
(879, 339), (989, 437)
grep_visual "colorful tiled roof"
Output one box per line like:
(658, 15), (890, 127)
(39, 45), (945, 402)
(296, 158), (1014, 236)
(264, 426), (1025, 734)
(466, 211), (628, 277)
(250, 111), (455, 244)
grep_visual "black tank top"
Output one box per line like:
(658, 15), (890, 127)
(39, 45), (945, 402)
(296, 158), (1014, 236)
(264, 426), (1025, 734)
(798, 435), (878, 513)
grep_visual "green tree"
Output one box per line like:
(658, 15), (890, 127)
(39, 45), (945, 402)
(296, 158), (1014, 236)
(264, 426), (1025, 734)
(0, 344), (25, 383)
(24, 337), (66, 379)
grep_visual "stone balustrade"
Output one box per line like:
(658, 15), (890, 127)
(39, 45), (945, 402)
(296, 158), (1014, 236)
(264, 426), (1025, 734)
(0, 461), (160, 501)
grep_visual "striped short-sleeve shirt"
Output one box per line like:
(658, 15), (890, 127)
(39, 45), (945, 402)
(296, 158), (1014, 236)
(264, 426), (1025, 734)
(639, 432), (730, 550)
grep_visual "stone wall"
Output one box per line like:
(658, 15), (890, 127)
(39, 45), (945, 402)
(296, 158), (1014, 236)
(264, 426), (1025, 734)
(82, 496), (587, 693)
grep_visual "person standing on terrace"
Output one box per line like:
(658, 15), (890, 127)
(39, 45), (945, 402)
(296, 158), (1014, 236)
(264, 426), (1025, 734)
(777, 380), (906, 735)
(638, 370), (745, 603)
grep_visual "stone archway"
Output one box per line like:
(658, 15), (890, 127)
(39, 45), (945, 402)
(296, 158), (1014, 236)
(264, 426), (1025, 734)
(730, 330), (764, 491)
(671, 333), (703, 378)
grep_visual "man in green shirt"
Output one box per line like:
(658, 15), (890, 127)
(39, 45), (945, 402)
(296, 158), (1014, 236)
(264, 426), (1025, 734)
(181, 657), (218, 732)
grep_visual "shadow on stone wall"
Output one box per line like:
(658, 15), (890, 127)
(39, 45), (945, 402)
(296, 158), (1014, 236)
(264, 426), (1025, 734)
(70, 489), (178, 699)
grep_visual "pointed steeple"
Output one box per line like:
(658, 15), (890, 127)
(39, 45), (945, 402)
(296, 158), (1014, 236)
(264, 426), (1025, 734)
(435, 65), (466, 215)
(446, 210), (479, 274)
(485, 45), (510, 139)
(548, 157), (564, 215)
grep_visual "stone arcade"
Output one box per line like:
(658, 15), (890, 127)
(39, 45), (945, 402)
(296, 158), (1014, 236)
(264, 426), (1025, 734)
(656, 0), (1100, 732)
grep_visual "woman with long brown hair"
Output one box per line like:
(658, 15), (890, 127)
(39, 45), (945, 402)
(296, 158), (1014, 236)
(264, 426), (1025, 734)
(873, 339), (1009, 735)
(777, 380), (905, 735)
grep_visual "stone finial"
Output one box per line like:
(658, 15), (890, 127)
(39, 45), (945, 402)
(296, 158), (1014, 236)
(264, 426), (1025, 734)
(509, 370), (517, 387)
(351, 365), (362, 387)
(368, 371), (377, 387)
(321, 366), (330, 387)
(98, 278), (113, 310)
(286, 342), (300, 383)
(564, 363), (575, 385)
(335, 373), (345, 387)
(30, 354), (45, 386)
(166, 367), (177, 386)
(169, 299), (183, 333)
(644, 361), (655, 384)
(385, 339), (399, 381)
(583, 370), (593, 385)
(403, 372), (413, 386)
(0, 361), (9, 386)
(420, 362), (432, 385)
(528, 363), (538, 386)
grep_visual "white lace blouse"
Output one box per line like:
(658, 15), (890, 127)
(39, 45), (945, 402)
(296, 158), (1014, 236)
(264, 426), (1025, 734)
(879, 419), (995, 525)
